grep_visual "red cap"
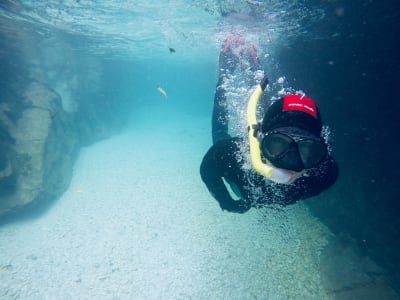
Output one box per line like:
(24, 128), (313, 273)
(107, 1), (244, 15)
(283, 95), (317, 119)
(262, 96), (322, 136)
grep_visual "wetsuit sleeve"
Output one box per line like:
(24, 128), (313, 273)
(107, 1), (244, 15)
(200, 142), (250, 213)
(290, 155), (339, 202)
(212, 77), (231, 144)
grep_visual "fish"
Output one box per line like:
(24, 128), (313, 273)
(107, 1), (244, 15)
(157, 85), (168, 98)
(169, 47), (176, 53)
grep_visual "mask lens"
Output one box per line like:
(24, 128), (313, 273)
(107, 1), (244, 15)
(298, 140), (327, 168)
(261, 133), (304, 171)
(262, 133), (292, 158)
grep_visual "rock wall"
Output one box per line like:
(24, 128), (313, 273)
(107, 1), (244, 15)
(0, 80), (72, 215)
(274, 4), (400, 289)
(0, 18), (131, 218)
(0, 71), (129, 218)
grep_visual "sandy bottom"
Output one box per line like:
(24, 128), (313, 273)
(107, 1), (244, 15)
(0, 114), (396, 300)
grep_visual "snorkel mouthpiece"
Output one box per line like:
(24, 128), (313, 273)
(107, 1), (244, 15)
(247, 75), (294, 184)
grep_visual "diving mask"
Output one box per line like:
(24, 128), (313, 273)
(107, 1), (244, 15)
(261, 127), (327, 172)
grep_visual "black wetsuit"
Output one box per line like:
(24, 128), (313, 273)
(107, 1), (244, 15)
(200, 73), (338, 213)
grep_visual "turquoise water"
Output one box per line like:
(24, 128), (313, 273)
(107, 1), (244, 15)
(1, 0), (399, 299)
(0, 116), (335, 299)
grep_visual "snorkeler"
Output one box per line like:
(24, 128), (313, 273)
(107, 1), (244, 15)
(200, 36), (338, 213)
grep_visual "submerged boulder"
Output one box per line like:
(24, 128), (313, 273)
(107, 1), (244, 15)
(0, 80), (79, 216)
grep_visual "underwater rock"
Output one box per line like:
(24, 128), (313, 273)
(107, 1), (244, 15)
(319, 235), (398, 299)
(0, 70), (130, 218)
(0, 14), (132, 220)
(0, 80), (78, 216)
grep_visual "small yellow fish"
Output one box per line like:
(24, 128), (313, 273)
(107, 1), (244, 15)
(75, 188), (83, 193)
(157, 85), (168, 98)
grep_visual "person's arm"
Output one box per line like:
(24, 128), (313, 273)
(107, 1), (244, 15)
(200, 143), (250, 213)
(289, 155), (339, 202)
(211, 77), (231, 144)
(307, 156), (339, 194)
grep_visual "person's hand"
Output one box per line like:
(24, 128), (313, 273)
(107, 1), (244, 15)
(219, 199), (251, 214)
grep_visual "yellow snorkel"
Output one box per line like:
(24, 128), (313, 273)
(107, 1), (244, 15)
(247, 76), (295, 184)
